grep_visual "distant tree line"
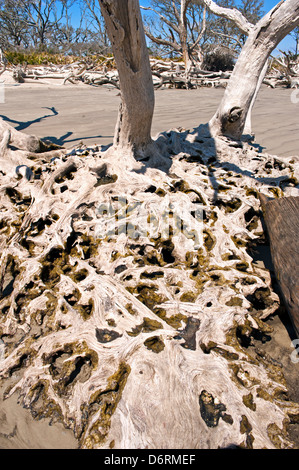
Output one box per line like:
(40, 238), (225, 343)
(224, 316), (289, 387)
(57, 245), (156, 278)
(0, 0), (297, 67)
(0, 0), (110, 56)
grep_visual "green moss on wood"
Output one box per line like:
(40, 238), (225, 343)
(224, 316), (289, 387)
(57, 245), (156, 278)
(127, 317), (163, 337)
(200, 341), (239, 361)
(180, 291), (197, 303)
(240, 414), (252, 434)
(154, 308), (188, 329)
(133, 284), (168, 311)
(231, 235), (248, 248)
(225, 297), (243, 307)
(81, 362), (130, 448)
(199, 390), (227, 428)
(242, 393), (256, 411)
(144, 335), (165, 353)
(203, 229), (216, 251)
(140, 271), (164, 280)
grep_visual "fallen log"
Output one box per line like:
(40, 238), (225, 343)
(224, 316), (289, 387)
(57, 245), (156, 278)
(3, 60), (299, 89)
(260, 194), (299, 337)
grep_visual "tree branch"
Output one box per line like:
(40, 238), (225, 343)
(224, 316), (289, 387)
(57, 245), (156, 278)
(140, 6), (181, 35)
(200, 0), (253, 35)
(144, 27), (181, 53)
(210, 29), (243, 49)
(190, 6), (207, 51)
(171, 0), (180, 24)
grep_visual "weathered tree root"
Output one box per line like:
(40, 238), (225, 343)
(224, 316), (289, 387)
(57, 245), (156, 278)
(0, 129), (299, 449)
(0, 124), (66, 183)
(0, 120), (64, 154)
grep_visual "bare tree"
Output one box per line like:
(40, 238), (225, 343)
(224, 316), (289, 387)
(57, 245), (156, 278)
(54, 0), (97, 55)
(205, 0), (245, 51)
(209, 0), (299, 140)
(0, 0), (30, 48)
(19, 0), (66, 49)
(83, 0), (110, 53)
(141, 0), (207, 71)
(99, 0), (155, 160)
(291, 26), (299, 56)
(232, 0), (265, 46)
(141, 0), (264, 70)
(54, 0), (78, 51)
(0, 0), (108, 54)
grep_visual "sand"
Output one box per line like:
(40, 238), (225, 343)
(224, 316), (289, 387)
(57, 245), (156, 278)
(1, 79), (298, 156)
(0, 380), (78, 449)
(0, 79), (298, 449)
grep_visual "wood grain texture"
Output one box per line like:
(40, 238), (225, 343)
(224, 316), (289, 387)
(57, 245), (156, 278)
(209, 0), (299, 139)
(260, 195), (299, 337)
(0, 127), (299, 448)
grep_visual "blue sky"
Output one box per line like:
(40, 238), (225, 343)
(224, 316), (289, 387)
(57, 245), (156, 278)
(138, 0), (295, 52)
(139, 0), (286, 11)
(71, 0), (295, 53)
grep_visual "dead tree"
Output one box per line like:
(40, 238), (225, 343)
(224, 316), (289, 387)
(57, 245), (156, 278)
(201, 0), (254, 36)
(99, 0), (155, 160)
(141, 0), (207, 73)
(209, 0), (299, 140)
(0, 47), (6, 76)
(273, 51), (299, 88)
(1, 0), (299, 451)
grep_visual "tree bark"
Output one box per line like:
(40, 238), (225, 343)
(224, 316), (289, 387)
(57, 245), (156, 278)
(99, 0), (155, 159)
(209, 0), (299, 140)
(243, 60), (269, 137)
(260, 194), (299, 338)
(180, 0), (192, 72)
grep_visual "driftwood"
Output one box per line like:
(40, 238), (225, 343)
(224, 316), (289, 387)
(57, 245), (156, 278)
(0, 123), (299, 448)
(2, 56), (298, 91)
(260, 195), (299, 337)
(270, 52), (299, 89)
(0, 119), (64, 155)
(7, 60), (228, 89)
(209, 0), (299, 141)
(99, 0), (155, 159)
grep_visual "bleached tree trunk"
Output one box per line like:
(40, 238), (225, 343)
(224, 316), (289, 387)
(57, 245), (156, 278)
(209, 0), (299, 140)
(0, 47), (6, 76)
(141, 1), (205, 73)
(99, 0), (155, 159)
(180, 0), (192, 72)
(243, 60), (269, 137)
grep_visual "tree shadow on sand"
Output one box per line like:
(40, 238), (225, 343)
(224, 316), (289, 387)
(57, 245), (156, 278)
(0, 107), (59, 131)
(42, 131), (114, 148)
(139, 123), (288, 202)
(0, 108), (114, 149)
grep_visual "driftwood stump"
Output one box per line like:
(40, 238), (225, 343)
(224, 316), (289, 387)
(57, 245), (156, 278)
(0, 126), (299, 449)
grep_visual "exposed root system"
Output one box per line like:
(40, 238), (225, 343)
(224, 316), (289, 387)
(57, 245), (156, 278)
(0, 125), (299, 449)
